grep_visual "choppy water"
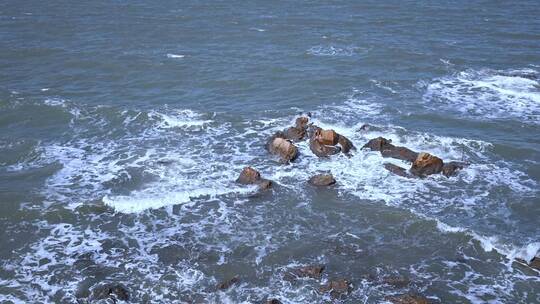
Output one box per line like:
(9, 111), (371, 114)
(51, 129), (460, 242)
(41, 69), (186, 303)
(1, 1), (539, 303)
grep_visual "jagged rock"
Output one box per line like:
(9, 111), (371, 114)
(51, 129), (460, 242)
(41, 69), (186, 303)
(236, 167), (272, 190)
(217, 276), (240, 290)
(384, 163), (409, 177)
(295, 116), (309, 130)
(381, 146), (418, 162)
(90, 283), (129, 302)
(362, 137), (393, 151)
(386, 294), (429, 304)
(410, 153), (443, 177)
(267, 135), (298, 162)
(308, 174), (336, 186)
(237, 166), (261, 184)
(442, 161), (466, 177)
(284, 126), (306, 141)
(315, 129), (339, 146)
(382, 276), (411, 288)
(338, 134), (356, 154)
(285, 265), (325, 280)
(319, 279), (352, 299)
(530, 257), (540, 270)
(363, 137), (417, 162)
(309, 137), (341, 157)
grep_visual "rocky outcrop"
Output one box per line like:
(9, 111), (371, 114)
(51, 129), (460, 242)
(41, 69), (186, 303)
(442, 161), (467, 177)
(90, 283), (129, 302)
(281, 116), (310, 142)
(384, 163), (409, 178)
(410, 153), (443, 177)
(386, 294), (429, 304)
(236, 167), (272, 190)
(319, 278), (352, 299)
(309, 128), (355, 157)
(338, 134), (356, 154)
(309, 137), (341, 157)
(362, 137), (417, 162)
(308, 174), (336, 186)
(217, 275), (240, 290)
(285, 265), (325, 280)
(364, 137), (465, 178)
(266, 135), (298, 163)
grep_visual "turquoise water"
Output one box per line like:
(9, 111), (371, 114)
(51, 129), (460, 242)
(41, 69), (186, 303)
(1, 1), (539, 303)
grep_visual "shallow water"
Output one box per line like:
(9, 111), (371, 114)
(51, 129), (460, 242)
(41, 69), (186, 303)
(1, 1), (539, 303)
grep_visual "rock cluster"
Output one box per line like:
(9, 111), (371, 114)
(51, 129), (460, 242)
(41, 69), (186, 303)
(363, 136), (467, 178)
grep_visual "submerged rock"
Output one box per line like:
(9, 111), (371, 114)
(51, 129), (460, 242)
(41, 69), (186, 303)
(308, 174), (336, 186)
(217, 275), (240, 290)
(266, 135), (299, 163)
(319, 278), (352, 299)
(410, 153), (444, 177)
(386, 294), (429, 304)
(265, 299), (282, 304)
(236, 167), (272, 190)
(382, 276), (411, 288)
(90, 283), (129, 302)
(384, 163), (409, 178)
(285, 265), (325, 280)
(442, 161), (467, 177)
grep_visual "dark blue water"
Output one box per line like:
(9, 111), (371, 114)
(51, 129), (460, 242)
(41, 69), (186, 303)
(1, 1), (539, 303)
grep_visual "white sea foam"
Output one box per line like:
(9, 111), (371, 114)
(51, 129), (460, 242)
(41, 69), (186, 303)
(307, 45), (366, 57)
(166, 53), (185, 59)
(423, 68), (540, 123)
(148, 109), (212, 129)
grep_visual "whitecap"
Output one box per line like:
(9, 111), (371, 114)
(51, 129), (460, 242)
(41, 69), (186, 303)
(166, 53), (185, 59)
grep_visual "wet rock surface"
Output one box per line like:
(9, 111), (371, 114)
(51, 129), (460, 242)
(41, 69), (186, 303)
(442, 161), (467, 177)
(217, 275), (240, 290)
(308, 174), (336, 186)
(90, 283), (129, 302)
(410, 153), (444, 177)
(266, 135), (299, 163)
(285, 265), (325, 280)
(319, 278), (352, 299)
(384, 163), (409, 177)
(236, 167), (272, 190)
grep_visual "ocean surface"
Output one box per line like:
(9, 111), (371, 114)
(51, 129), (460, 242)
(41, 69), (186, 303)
(1, 1), (539, 303)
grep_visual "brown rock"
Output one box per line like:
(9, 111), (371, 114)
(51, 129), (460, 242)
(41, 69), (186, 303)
(382, 276), (410, 288)
(236, 167), (272, 190)
(338, 134), (356, 154)
(284, 126), (306, 141)
(295, 116), (309, 130)
(381, 146), (418, 162)
(267, 136), (298, 162)
(316, 129), (339, 146)
(384, 163), (409, 177)
(410, 152), (443, 177)
(237, 167), (261, 184)
(308, 174), (336, 186)
(217, 276), (240, 290)
(362, 137), (393, 151)
(319, 279), (352, 299)
(442, 161), (466, 177)
(309, 137), (341, 157)
(258, 179), (273, 191)
(529, 257), (540, 270)
(286, 265), (325, 280)
(386, 294), (429, 304)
